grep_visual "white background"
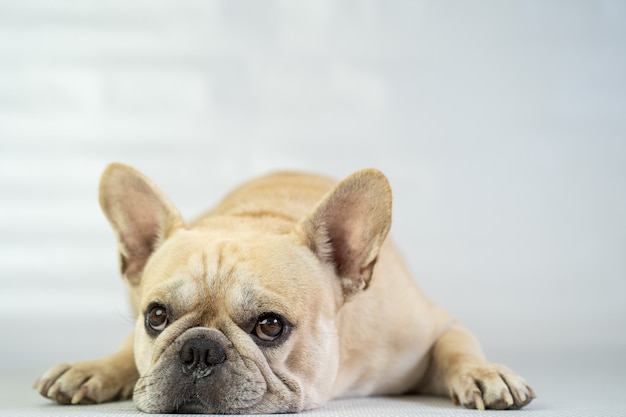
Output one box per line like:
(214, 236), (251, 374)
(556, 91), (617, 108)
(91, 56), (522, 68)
(0, 0), (624, 389)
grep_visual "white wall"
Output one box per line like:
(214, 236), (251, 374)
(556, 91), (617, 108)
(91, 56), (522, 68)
(1, 0), (625, 371)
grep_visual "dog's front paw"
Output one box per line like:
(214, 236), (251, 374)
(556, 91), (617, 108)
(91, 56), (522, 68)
(34, 359), (137, 405)
(449, 363), (536, 410)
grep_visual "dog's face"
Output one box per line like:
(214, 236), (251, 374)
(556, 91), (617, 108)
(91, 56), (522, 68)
(98, 164), (391, 413)
(132, 229), (341, 413)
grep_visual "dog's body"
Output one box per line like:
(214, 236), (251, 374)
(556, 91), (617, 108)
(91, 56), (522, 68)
(35, 164), (535, 413)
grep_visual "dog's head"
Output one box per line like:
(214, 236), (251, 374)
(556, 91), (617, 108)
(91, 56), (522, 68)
(99, 164), (392, 413)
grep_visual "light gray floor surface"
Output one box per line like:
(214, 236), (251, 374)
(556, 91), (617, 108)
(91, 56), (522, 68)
(1, 347), (624, 417)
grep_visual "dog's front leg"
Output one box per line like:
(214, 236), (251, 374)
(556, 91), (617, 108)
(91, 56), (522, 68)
(422, 324), (535, 410)
(35, 332), (138, 405)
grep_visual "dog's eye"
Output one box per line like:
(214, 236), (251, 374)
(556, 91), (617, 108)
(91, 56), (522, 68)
(254, 314), (283, 341)
(147, 304), (168, 332)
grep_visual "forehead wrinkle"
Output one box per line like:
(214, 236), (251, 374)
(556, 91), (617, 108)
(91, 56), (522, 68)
(203, 241), (280, 325)
(186, 250), (206, 280)
(199, 240), (300, 326)
(197, 242), (239, 322)
(204, 242), (222, 295)
(186, 249), (210, 302)
(205, 241), (245, 295)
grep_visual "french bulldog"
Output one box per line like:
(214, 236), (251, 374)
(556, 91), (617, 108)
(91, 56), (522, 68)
(35, 163), (535, 413)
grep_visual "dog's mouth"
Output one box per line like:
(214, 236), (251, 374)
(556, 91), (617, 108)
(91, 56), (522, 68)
(172, 392), (223, 414)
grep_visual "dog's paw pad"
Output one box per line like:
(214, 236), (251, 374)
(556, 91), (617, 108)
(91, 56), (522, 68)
(449, 363), (535, 410)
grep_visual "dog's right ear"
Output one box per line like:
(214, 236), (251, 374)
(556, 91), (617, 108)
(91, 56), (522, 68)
(297, 169), (392, 301)
(99, 163), (184, 286)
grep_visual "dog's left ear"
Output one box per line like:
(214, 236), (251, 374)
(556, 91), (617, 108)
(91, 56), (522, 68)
(298, 169), (392, 300)
(99, 163), (185, 286)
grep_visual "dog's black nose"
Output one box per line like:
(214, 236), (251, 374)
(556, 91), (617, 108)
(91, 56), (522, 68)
(179, 338), (226, 378)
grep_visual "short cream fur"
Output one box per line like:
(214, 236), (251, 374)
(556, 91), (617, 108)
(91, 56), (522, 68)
(35, 163), (535, 413)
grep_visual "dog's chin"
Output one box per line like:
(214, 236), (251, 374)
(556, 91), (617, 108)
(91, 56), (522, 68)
(174, 395), (229, 414)
(174, 398), (216, 414)
(135, 383), (262, 414)
(134, 369), (267, 414)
